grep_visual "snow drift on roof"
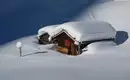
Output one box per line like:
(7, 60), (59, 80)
(38, 24), (59, 36)
(49, 21), (116, 42)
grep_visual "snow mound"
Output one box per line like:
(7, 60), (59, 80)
(87, 41), (117, 51)
(81, 41), (117, 55)
(38, 24), (59, 37)
(49, 21), (116, 42)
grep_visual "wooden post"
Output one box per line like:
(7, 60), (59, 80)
(19, 47), (22, 57)
(71, 43), (77, 55)
(16, 42), (22, 57)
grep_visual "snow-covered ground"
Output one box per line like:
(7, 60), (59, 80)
(1, 1), (130, 80)
(0, 35), (130, 80)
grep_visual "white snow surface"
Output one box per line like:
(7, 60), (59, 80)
(0, 35), (129, 80)
(78, 1), (130, 33)
(77, 0), (130, 43)
(49, 21), (116, 42)
(1, 1), (130, 80)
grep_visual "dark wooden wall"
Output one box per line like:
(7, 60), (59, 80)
(53, 32), (78, 55)
(39, 33), (50, 44)
(54, 32), (74, 47)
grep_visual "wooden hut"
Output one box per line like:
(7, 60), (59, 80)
(50, 29), (80, 55)
(49, 21), (116, 56)
(37, 24), (59, 44)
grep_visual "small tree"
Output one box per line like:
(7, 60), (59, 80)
(16, 42), (22, 57)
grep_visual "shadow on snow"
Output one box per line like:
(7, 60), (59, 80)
(115, 31), (129, 45)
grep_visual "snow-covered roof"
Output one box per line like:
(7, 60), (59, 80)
(38, 24), (59, 37)
(49, 21), (116, 43)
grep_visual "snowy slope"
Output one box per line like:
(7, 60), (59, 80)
(1, 1), (130, 80)
(0, 35), (130, 80)
(78, 1), (130, 45)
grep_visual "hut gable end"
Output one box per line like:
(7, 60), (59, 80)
(52, 29), (76, 42)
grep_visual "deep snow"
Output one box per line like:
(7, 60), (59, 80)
(0, 35), (130, 80)
(38, 24), (59, 37)
(1, 0), (130, 80)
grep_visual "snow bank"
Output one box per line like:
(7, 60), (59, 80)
(81, 41), (117, 55)
(87, 41), (117, 51)
(0, 35), (130, 80)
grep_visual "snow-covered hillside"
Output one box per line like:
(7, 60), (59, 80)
(0, 34), (130, 80)
(1, 1), (130, 80)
